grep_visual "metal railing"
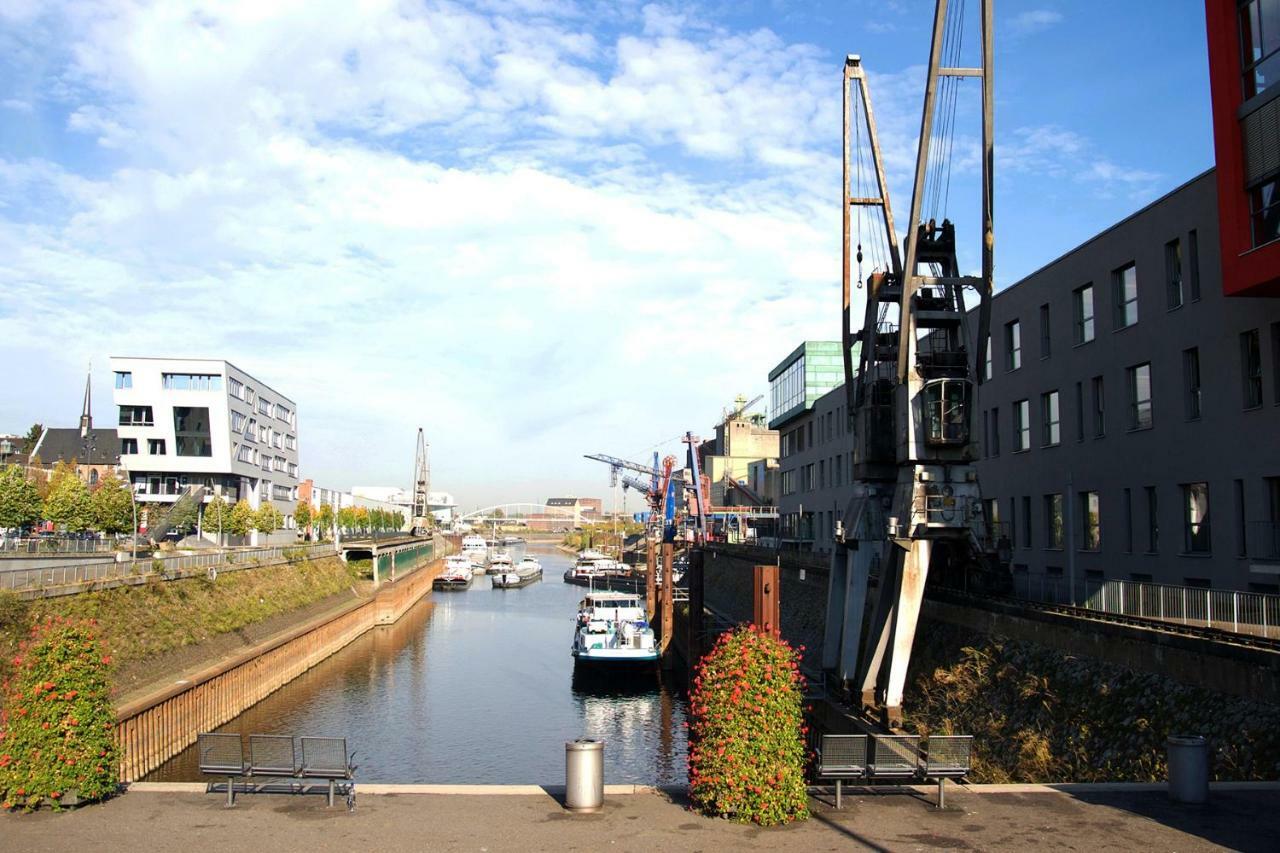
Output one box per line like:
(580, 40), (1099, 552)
(0, 542), (335, 593)
(0, 536), (117, 554)
(1010, 573), (1280, 640)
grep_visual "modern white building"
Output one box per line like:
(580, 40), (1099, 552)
(110, 357), (301, 527)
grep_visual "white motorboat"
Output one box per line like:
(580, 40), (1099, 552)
(434, 555), (474, 590)
(563, 549), (621, 584)
(571, 592), (658, 666)
(492, 556), (543, 589)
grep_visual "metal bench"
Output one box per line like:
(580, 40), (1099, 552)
(299, 737), (358, 808)
(197, 732), (246, 807)
(196, 733), (357, 809)
(815, 734), (868, 809)
(922, 734), (972, 808)
(868, 734), (921, 779)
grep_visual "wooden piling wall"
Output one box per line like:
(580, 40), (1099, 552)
(114, 557), (443, 781)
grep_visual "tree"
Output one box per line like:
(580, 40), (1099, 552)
(315, 503), (334, 537)
(89, 473), (132, 534)
(41, 462), (92, 532)
(294, 501), (312, 534)
(22, 423), (43, 447)
(0, 465), (41, 531)
(227, 500), (254, 537)
(253, 504), (281, 533)
(204, 496), (231, 539)
(352, 506), (369, 533)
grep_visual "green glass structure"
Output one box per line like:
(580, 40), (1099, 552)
(767, 341), (847, 429)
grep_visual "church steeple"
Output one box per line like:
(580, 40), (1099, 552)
(79, 363), (92, 437)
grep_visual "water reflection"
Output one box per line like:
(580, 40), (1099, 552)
(146, 544), (688, 785)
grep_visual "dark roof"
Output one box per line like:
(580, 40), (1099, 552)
(545, 498), (579, 506)
(33, 428), (120, 466)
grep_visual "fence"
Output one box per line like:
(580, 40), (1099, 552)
(0, 536), (116, 554)
(1011, 573), (1280, 641)
(0, 542), (336, 594)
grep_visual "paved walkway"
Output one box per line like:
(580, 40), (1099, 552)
(3, 785), (1277, 852)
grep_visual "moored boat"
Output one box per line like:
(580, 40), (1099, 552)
(492, 556), (543, 589)
(434, 555), (475, 590)
(571, 592), (658, 666)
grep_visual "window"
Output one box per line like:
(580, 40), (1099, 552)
(1235, 479), (1247, 557)
(257, 397), (271, 416)
(770, 355), (805, 420)
(118, 405), (154, 426)
(990, 406), (1000, 455)
(1021, 496), (1032, 549)
(245, 418), (257, 443)
(1242, 328), (1264, 408)
(1126, 363), (1152, 430)
(1008, 497), (1017, 548)
(1274, 322), (1280, 402)
(1039, 303), (1051, 358)
(162, 373), (222, 391)
(1183, 348), (1202, 420)
(288, 462), (298, 479)
(1044, 494), (1064, 549)
(273, 484), (292, 501)
(1250, 178), (1280, 247)
(229, 377), (244, 399)
(120, 438), (137, 455)
(1122, 488), (1133, 553)
(1073, 284), (1095, 344)
(1040, 390), (1060, 446)
(1005, 320), (1022, 371)
(982, 409), (990, 457)
(1187, 230), (1201, 301)
(781, 470), (796, 496)
(1165, 238), (1183, 309)
(231, 411), (246, 432)
(245, 386), (256, 405)
(818, 459), (826, 489)
(1013, 399), (1030, 451)
(173, 406), (213, 457)
(1145, 486), (1159, 553)
(1182, 482), (1211, 553)
(1113, 263), (1138, 329)
(276, 404), (292, 423)
(148, 438), (166, 455)
(236, 445), (254, 464)
(1241, 0), (1280, 99)
(1079, 491), (1100, 551)
(1091, 376), (1105, 437)
(983, 335), (992, 381)
(1074, 382), (1085, 441)
(114, 371), (132, 389)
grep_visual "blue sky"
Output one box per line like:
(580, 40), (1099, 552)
(0, 0), (1214, 510)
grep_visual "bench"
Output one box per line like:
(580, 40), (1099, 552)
(196, 733), (358, 808)
(813, 733), (973, 809)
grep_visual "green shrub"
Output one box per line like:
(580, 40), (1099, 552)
(688, 625), (809, 826)
(0, 616), (119, 811)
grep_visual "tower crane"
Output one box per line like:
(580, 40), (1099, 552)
(824, 0), (1006, 727)
(411, 428), (431, 534)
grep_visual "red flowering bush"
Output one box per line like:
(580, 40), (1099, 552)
(0, 617), (119, 811)
(687, 625), (809, 826)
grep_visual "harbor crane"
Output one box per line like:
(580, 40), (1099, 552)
(824, 0), (1005, 726)
(411, 428), (431, 534)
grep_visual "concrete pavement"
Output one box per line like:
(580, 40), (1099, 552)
(3, 784), (1277, 852)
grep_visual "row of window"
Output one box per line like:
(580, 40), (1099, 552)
(162, 373), (223, 391)
(987, 233), (1203, 378)
(780, 402), (847, 459)
(990, 477), (1280, 559)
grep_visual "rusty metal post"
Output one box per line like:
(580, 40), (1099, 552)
(646, 539), (657, 621)
(753, 564), (781, 637)
(660, 543), (674, 669)
(688, 548), (705, 669)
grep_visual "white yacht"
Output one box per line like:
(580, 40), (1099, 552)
(571, 592), (658, 666)
(461, 535), (489, 572)
(492, 556), (542, 589)
(563, 549), (621, 584)
(434, 555), (474, 590)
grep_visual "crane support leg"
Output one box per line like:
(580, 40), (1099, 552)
(881, 538), (931, 726)
(839, 544), (875, 682)
(858, 551), (900, 709)
(822, 547), (849, 672)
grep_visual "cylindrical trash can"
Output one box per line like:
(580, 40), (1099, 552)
(1167, 735), (1209, 804)
(565, 738), (604, 813)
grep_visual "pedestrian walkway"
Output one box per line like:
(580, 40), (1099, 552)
(2, 784), (1276, 852)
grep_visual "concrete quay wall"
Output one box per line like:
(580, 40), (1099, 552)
(114, 557), (444, 781)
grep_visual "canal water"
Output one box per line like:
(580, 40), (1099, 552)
(146, 544), (689, 785)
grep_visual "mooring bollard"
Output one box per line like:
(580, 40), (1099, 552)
(1167, 735), (1209, 804)
(565, 738), (604, 813)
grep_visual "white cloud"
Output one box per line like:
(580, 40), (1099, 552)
(1009, 9), (1063, 36)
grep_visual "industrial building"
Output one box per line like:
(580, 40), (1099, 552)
(770, 168), (1280, 592)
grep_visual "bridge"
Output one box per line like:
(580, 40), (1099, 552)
(455, 503), (588, 528)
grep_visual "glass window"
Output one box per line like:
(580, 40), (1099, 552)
(1039, 303), (1051, 358)
(1113, 263), (1138, 329)
(1044, 494), (1064, 549)
(1091, 376), (1105, 437)
(1165, 238), (1183, 309)
(147, 438), (166, 455)
(1041, 390), (1060, 446)
(1242, 328), (1264, 408)
(1079, 491), (1100, 551)
(923, 380), (970, 445)
(990, 406), (1000, 455)
(1122, 488), (1133, 553)
(120, 438), (137, 455)
(1183, 348), (1201, 420)
(1146, 485), (1159, 553)
(983, 335), (992, 381)
(173, 406), (213, 457)
(1021, 495), (1032, 549)
(1127, 363), (1152, 429)
(1005, 320), (1022, 371)
(1074, 382), (1085, 441)
(162, 373), (223, 391)
(1273, 321), (1280, 402)
(114, 371), (132, 389)
(1240, 0), (1280, 98)
(1182, 482), (1211, 553)
(1013, 399), (1030, 451)
(1250, 178), (1280, 248)
(1073, 284), (1095, 343)
(229, 377), (243, 399)
(1188, 230), (1201, 301)
(118, 405), (154, 426)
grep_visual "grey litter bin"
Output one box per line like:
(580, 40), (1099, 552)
(565, 738), (604, 813)
(1167, 735), (1209, 804)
